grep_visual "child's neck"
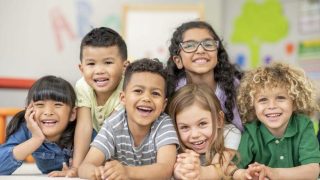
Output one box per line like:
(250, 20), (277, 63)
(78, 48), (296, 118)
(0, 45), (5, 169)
(186, 73), (216, 91)
(128, 122), (151, 147)
(95, 91), (112, 106)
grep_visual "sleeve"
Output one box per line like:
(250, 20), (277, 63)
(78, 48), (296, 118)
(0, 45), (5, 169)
(298, 120), (320, 164)
(0, 123), (28, 175)
(75, 77), (92, 108)
(155, 114), (180, 150)
(90, 121), (115, 160)
(224, 124), (241, 150)
(237, 129), (255, 169)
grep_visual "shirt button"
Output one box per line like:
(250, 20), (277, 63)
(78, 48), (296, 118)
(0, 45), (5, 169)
(280, 156), (284, 160)
(275, 140), (280, 144)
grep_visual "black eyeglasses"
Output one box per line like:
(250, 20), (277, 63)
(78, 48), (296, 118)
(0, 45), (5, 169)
(179, 39), (219, 53)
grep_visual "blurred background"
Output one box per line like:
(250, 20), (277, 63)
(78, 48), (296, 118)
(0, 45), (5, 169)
(0, 0), (319, 108)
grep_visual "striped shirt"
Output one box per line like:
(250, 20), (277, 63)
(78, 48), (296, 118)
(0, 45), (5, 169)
(91, 108), (179, 166)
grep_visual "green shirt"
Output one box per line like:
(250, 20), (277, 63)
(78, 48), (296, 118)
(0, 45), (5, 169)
(238, 113), (320, 168)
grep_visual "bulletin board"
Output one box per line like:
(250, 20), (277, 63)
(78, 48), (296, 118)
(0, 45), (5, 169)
(122, 4), (204, 63)
(223, 0), (320, 85)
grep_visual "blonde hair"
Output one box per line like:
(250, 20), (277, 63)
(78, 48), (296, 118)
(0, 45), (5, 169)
(237, 62), (320, 123)
(168, 84), (227, 169)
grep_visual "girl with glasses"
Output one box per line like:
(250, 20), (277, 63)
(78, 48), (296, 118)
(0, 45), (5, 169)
(166, 20), (243, 163)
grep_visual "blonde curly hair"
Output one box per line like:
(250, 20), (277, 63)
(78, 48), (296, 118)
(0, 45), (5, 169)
(237, 62), (320, 123)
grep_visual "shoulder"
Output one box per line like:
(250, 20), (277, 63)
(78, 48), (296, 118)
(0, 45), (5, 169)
(103, 108), (127, 129)
(291, 113), (313, 131)
(75, 77), (91, 90)
(224, 124), (241, 135)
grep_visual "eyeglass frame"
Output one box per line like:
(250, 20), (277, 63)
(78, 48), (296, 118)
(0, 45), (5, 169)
(179, 39), (219, 53)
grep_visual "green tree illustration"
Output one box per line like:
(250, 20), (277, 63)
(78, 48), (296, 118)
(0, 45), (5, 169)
(231, 0), (289, 67)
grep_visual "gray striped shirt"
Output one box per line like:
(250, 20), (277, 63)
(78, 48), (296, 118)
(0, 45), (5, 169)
(91, 108), (179, 166)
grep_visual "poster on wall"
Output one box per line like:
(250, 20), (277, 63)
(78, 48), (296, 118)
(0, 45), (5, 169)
(223, 0), (320, 85)
(122, 4), (204, 63)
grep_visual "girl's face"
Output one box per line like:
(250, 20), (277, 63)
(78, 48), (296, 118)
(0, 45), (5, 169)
(176, 102), (213, 154)
(254, 86), (294, 137)
(173, 28), (218, 80)
(33, 100), (75, 141)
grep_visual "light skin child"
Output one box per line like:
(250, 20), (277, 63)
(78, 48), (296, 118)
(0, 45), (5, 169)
(234, 62), (320, 180)
(169, 84), (238, 180)
(78, 71), (176, 180)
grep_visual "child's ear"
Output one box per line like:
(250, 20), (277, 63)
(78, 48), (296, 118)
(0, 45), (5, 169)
(173, 56), (183, 69)
(78, 64), (84, 75)
(119, 91), (126, 105)
(162, 98), (168, 112)
(69, 107), (77, 122)
(123, 60), (130, 74)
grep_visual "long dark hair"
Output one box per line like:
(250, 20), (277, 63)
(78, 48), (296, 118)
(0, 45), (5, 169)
(6, 75), (76, 148)
(166, 20), (243, 123)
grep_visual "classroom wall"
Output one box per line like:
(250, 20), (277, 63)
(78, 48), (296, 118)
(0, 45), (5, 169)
(0, 0), (222, 107)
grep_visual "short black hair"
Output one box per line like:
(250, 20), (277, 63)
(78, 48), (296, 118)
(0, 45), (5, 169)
(80, 27), (127, 60)
(123, 58), (167, 96)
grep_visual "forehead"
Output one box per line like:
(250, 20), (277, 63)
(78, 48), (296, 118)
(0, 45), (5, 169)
(255, 86), (289, 96)
(127, 72), (165, 90)
(183, 28), (213, 41)
(82, 45), (122, 58)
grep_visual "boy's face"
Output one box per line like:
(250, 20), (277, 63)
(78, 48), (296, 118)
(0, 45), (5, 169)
(79, 45), (126, 98)
(254, 86), (294, 137)
(120, 72), (167, 132)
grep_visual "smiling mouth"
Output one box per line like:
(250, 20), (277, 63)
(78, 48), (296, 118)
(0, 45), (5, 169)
(41, 120), (57, 126)
(265, 113), (281, 117)
(193, 58), (208, 64)
(94, 78), (109, 86)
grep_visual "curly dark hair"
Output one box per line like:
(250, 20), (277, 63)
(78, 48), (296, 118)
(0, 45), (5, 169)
(166, 20), (243, 123)
(6, 75), (76, 149)
(80, 27), (127, 61)
(123, 58), (167, 96)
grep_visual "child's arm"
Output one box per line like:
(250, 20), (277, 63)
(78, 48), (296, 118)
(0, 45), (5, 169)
(255, 163), (320, 180)
(70, 107), (93, 176)
(13, 105), (45, 160)
(78, 146), (106, 179)
(125, 144), (177, 179)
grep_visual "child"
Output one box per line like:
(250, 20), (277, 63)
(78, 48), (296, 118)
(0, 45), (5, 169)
(234, 62), (320, 179)
(72, 27), (129, 176)
(168, 84), (239, 179)
(0, 75), (77, 175)
(78, 58), (179, 179)
(166, 20), (243, 134)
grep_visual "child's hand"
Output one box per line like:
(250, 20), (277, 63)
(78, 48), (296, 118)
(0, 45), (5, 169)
(99, 160), (128, 180)
(245, 162), (270, 180)
(47, 161), (77, 177)
(25, 103), (45, 141)
(175, 149), (201, 180)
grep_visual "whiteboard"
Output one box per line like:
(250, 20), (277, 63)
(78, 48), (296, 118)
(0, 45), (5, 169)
(123, 4), (204, 63)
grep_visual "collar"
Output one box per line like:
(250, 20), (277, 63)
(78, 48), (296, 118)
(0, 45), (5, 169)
(259, 114), (297, 143)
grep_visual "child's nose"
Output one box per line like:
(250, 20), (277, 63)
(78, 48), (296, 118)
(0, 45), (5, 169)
(95, 65), (106, 74)
(268, 100), (277, 109)
(142, 93), (151, 102)
(191, 128), (200, 138)
(43, 106), (54, 116)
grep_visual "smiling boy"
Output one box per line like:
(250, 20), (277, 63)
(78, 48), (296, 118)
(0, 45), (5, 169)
(78, 58), (179, 179)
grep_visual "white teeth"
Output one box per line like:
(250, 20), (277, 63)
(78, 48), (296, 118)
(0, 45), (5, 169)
(138, 106), (152, 111)
(193, 140), (204, 145)
(266, 113), (280, 117)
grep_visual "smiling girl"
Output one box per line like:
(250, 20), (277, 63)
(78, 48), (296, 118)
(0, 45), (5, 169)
(168, 84), (238, 179)
(0, 76), (77, 176)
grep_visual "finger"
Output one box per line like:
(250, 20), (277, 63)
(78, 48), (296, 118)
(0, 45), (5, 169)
(95, 167), (102, 180)
(62, 162), (69, 171)
(48, 171), (65, 177)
